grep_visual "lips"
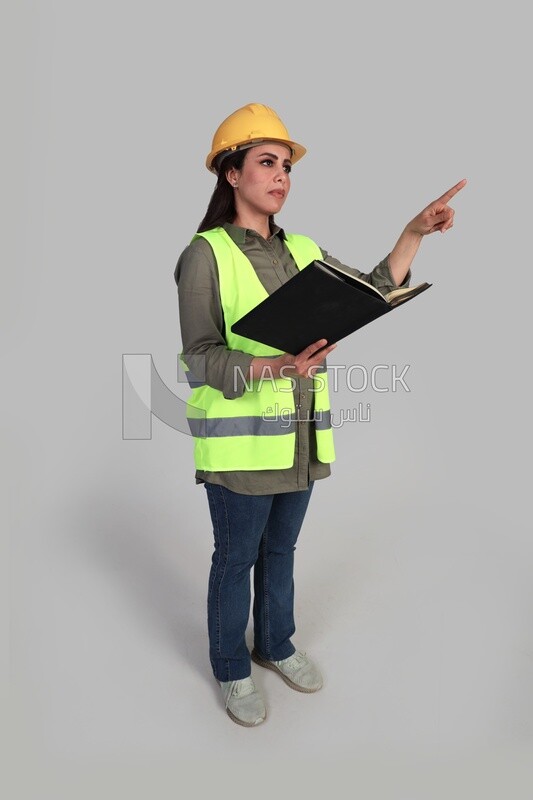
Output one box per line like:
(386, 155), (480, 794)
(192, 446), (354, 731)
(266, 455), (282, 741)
(269, 190), (285, 198)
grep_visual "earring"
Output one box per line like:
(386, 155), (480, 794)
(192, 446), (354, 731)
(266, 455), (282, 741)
(233, 183), (238, 188)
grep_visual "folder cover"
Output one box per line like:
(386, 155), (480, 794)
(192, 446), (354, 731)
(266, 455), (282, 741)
(231, 259), (432, 355)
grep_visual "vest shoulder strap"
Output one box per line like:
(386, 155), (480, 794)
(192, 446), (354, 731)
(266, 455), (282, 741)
(282, 233), (322, 270)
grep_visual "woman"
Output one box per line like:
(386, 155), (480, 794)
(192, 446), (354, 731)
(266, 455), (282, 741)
(174, 103), (466, 727)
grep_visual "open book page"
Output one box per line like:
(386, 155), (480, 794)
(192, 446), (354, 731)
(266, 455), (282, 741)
(313, 259), (431, 308)
(384, 283), (432, 307)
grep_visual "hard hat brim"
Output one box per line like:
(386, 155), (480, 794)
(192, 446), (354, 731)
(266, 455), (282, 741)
(206, 138), (307, 174)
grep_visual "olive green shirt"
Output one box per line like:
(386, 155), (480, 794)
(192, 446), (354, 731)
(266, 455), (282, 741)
(174, 222), (411, 495)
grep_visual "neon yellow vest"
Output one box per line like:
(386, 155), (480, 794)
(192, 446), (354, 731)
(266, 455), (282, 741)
(181, 226), (335, 471)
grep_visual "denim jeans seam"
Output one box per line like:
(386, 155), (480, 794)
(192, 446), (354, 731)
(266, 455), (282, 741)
(206, 483), (228, 665)
(205, 485), (219, 663)
(218, 485), (231, 669)
(206, 485), (219, 603)
(262, 522), (271, 658)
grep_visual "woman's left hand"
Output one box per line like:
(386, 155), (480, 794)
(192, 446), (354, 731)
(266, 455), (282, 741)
(406, 178), (467, 236)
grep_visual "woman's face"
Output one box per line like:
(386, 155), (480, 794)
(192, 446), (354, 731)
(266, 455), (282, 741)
(226, 142), (292, 219)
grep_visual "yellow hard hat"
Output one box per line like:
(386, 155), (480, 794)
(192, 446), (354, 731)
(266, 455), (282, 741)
(206, 103), (307, 173)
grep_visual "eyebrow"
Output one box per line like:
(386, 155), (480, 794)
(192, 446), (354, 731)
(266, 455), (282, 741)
(255, 151), (292, 163)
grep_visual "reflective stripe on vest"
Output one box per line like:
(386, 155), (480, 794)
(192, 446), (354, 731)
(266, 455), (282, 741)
(181, 227), (336, 471)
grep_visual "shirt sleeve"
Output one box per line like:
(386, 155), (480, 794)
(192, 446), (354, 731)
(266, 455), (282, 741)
(174, 239), (254, 400)
(318, 248), (411, 295)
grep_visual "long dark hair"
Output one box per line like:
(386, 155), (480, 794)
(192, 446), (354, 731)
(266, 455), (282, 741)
(197, 149), (275, 233)
(197, 151), (245, 232)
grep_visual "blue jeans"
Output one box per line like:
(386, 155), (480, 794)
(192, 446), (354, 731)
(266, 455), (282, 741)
(203, 481), (315, 682)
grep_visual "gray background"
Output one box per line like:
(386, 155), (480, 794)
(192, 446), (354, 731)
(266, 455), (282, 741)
(4, 0), (533, 797)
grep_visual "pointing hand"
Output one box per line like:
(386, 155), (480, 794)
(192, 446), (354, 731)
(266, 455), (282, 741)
(406, 178), (467, 236)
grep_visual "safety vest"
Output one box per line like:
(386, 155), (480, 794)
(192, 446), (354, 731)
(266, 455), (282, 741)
(181, 226), (336, 471)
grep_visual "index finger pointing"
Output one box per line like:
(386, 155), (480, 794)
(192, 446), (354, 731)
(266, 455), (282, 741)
(435, 178), (467, 205)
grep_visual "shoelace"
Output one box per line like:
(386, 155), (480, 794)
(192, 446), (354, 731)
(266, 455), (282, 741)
(222, 676), (256, 708)
(276, 650), (308, 671)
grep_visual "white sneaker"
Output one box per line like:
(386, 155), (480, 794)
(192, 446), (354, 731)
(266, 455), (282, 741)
(251, 648), (323, 693)
(219, 676), (267, 727)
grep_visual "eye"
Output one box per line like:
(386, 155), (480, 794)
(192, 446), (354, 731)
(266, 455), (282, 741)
(259, 158), (292, 173)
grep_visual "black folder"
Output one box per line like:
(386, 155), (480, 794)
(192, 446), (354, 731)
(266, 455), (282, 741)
(231, 259), (432, 355)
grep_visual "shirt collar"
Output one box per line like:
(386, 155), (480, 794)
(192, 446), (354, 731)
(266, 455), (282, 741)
(223, 221), (286, 245)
